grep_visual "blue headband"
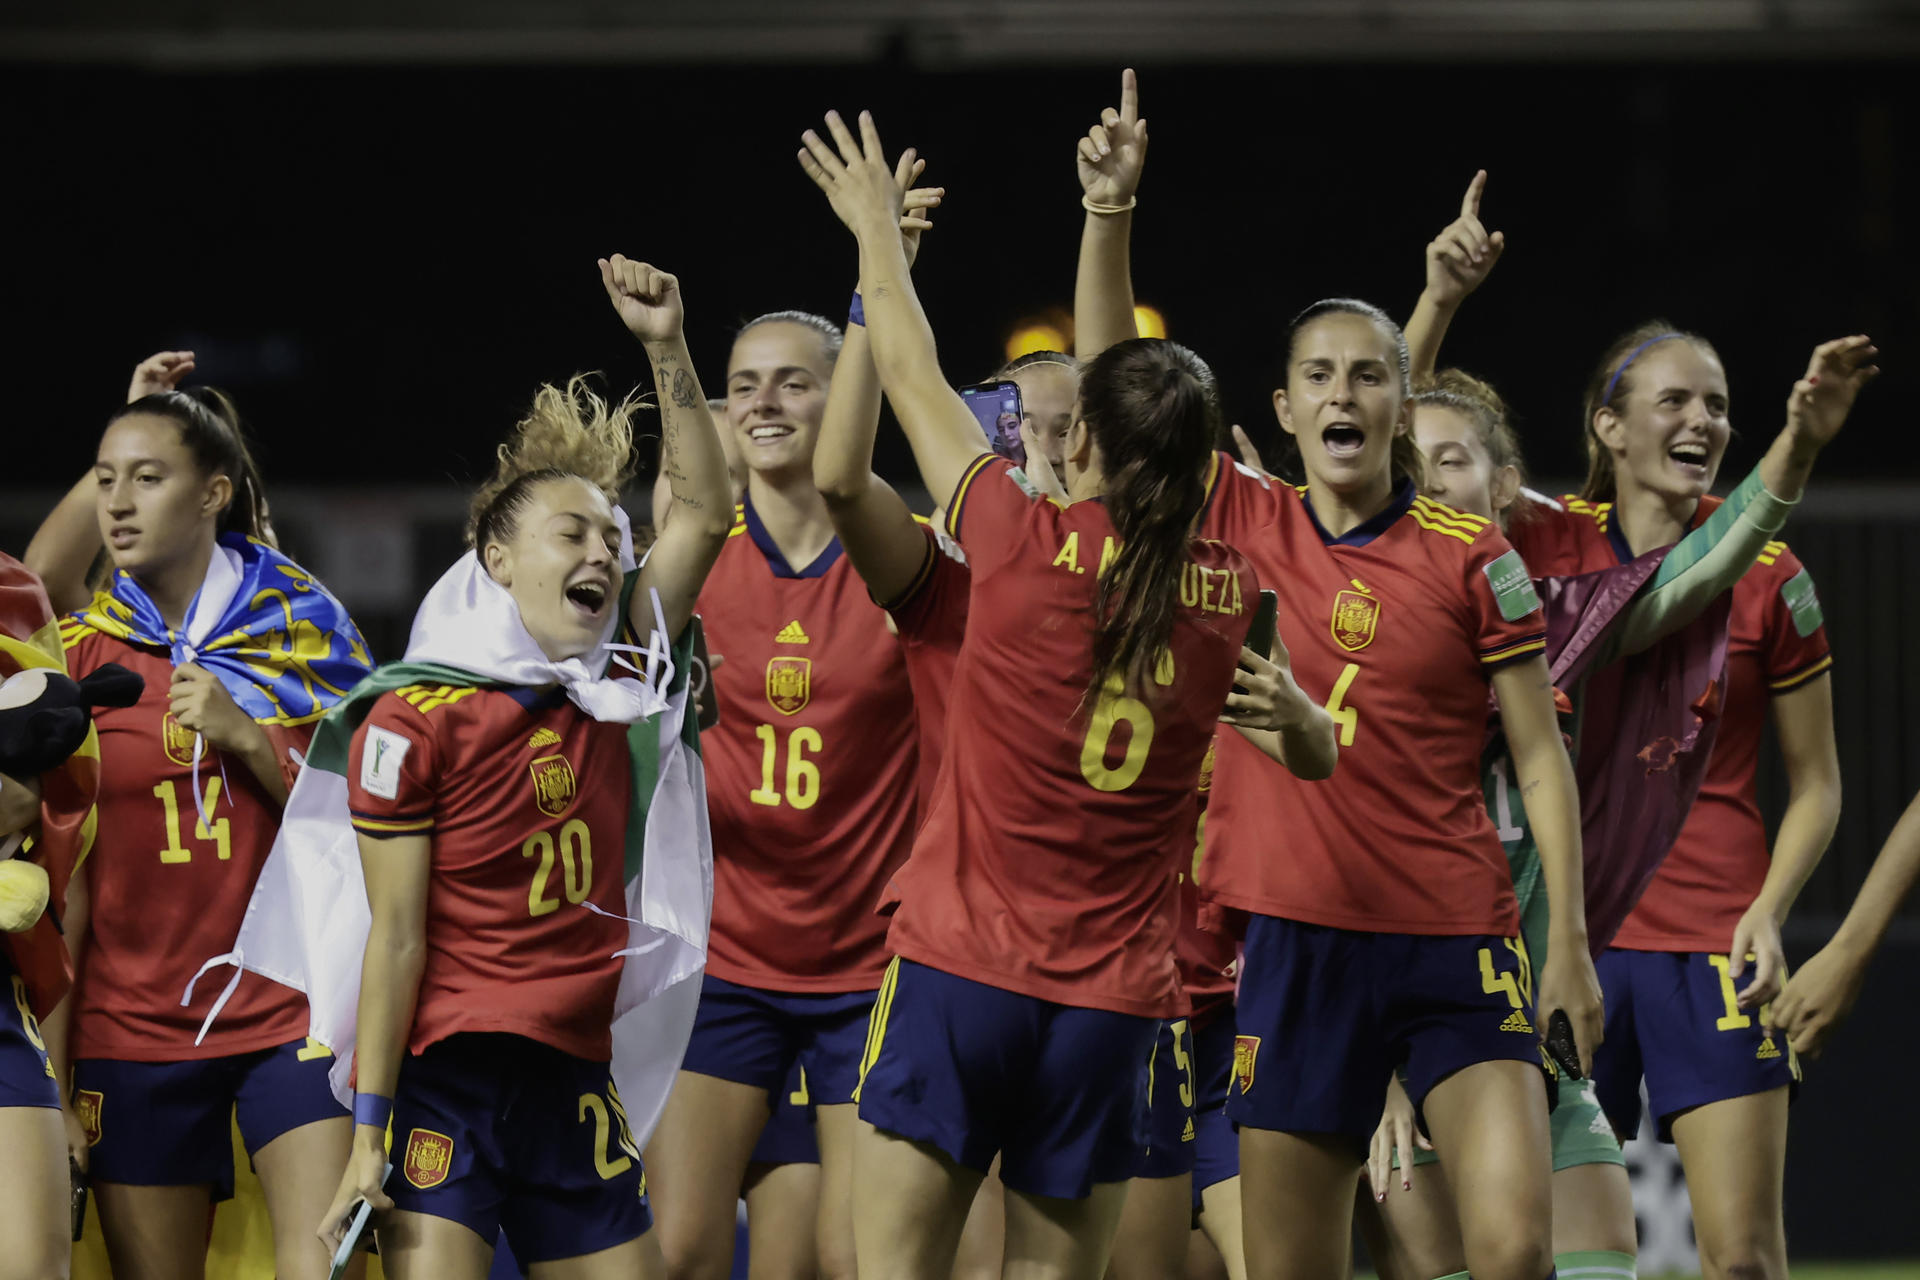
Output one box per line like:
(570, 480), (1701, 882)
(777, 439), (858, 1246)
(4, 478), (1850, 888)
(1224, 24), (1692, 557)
(1600, 333), (1684, 410)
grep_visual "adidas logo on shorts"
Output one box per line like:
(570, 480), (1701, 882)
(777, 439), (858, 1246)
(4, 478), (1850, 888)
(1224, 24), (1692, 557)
(1498, 1009), (1534, 1035)
(1757, 1035), (1782, 1060)
(1182, 1116), (1195, 1143)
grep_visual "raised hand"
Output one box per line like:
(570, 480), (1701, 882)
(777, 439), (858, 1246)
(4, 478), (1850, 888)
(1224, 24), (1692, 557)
(1424, 170), (1506, 309)
(896, 153), (944, 269)
(798, 110), (908, 242)
(128, 350), (195, 403)
(169, 664), (258, 755)
(1076, 68), (1149, 208)
(599, 256), (686, 346)
(1786, 334), (1879, 449)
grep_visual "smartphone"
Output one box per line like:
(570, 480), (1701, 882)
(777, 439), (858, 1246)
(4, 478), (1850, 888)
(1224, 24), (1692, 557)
(690, 615), (719, 732)
(961, 380), (1026, 469)
(1544, 1009), (1583, 1082)
(1228, 590), (1280, 714)
(327, 1163), (392, 1280)
(70, 1158), (88, 1243)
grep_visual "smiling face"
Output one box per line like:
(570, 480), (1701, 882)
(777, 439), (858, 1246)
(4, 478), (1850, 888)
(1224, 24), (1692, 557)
(1274, 311), (1410, 497)
(725, 322), (834, 480)
(1415, 403), (1505, 520)
(1010, 361), (1078, 471)
(1595, 341), (1731, 505)
(94, 413), (229, 579)
(482, 476), (622, 662)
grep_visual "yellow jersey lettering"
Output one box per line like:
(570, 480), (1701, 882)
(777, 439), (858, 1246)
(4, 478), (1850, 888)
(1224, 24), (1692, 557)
(1052, 532), (1082, 574)
(1098, 536), (1120, 577)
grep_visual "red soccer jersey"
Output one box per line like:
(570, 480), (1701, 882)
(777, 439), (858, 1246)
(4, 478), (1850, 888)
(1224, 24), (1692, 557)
(697, 501), (920, 993)
(1511, 498), (1832, 952)
(347, 684), (633, 1061)
(1199, 477), (1546, 935)
(1178, 735), (1237, 1018)
(884, 521), (971, 815)
(882, 456), (1256, 1019)
(60, 630), (309, 1061)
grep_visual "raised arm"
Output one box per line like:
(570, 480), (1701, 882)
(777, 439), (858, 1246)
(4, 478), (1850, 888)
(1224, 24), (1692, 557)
(1403, 172), (1505, 381)
(600, 257), (734, 641)
(800, 111), (987, 511)
(1607, 335), (1878, 658)
(25, 351), (197, 613)
(813, 156), (949, 605)
(1072, 68), (1149, 362)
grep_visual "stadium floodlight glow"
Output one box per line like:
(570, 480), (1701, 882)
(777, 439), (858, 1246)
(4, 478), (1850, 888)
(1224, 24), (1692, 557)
(1134, 303), (1167, 339)
(1005, 321), (1070, 362)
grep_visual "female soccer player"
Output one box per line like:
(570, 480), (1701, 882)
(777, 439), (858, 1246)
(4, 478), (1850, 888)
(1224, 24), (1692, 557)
(23, 359), (373, 1280)
(1192, 289), (1598, 1280)
(639, 208), (943, 1280)
(1364, 357), (1865, 1280)
(800, 106), (1331, 1280)
(320, 256), (732, 1278)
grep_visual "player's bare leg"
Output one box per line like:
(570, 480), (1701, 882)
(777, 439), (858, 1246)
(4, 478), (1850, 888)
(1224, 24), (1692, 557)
(1670, 1087), (1790, 1280)
(0, 1105), (71, 1280)
(255, 1114), (360, 1280)
(377, 1207), (494, 1280)
(1419, 1060), (1552, 1280)
(1193, 1176), (1246, 1280)
(1238, 1129), (1359, 1280)
(1002, 1181), (1130, 1280)
(1184, 1215), (1229, 1280)
(1106, 1173), (1192, 1280)
(94, 1182), (214, 1280)
(529, 1227), (669, 1280)
(744, 1160), (823, 1280)
(1352, 1167), (1465, 1280)
(1550, 1162), (1636, 1259)
(852, 1120), (981, 1278)
(814, 1102), (860, 1280)
(952, 1156), (1006, 1280)
(644, 1071), (775, 1280)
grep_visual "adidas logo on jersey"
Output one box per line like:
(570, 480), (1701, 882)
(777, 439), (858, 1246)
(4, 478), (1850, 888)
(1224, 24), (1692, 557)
(1498, 1010), (1534, 1035)
(527, 727), (563, 750)
(1181, 1116), (1196, 1143)
(775, 620), (810, 644)
(1756, 1035), (1782, 1060)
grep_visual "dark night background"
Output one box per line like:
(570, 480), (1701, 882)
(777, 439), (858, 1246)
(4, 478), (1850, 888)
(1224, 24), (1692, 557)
(5, 6), (1920, 1258)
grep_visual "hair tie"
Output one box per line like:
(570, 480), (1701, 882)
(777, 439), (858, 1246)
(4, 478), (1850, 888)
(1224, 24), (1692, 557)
(1600, 333), (1683, 411)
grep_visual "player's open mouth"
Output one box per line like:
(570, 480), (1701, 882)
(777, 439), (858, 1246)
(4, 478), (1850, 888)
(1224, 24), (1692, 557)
(564, 580), (609, 617)
(108, 524), (140, 549)
(1667, 440), (1710, 478)
(1321, 424), (1366, 459)
(749, 425), (795, 443)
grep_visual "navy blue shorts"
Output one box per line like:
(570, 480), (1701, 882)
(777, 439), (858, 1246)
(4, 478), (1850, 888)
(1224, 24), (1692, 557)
(1190, 1005), (1239, 1208)
(388, 1033), (652, 1265)
(1590, 948), (1800, 1142)
(681, 972), (875, 1106)
(1226, 915), (1548, 1145)
(1136, 1018), (1198, 1180)
(748, 1063), (818, 1167)
(857, 958), (1157, 1200)
(72, 1035), (346, 1199)
(1, 973), (59, 1109)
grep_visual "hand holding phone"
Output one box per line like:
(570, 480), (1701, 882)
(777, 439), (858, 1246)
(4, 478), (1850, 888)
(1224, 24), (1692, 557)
(1544, 1009), (1583, 1082)
(962, 380), (1026, 469)
(1224, 590), (1280, 716)
(327, 1162), (393, 1280)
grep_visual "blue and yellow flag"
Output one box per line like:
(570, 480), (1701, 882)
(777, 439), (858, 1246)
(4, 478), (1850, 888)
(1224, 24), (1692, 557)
(61, 533), (372, 726)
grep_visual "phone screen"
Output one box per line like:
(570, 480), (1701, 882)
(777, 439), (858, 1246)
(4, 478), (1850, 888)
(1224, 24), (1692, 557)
(962, 380), (1026, 469)
(1228, 590), (1280, 715)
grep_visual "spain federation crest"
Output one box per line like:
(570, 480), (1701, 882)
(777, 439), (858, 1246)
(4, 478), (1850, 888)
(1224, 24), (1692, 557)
(766, 656), (811, 716)
(529, 754), (578, 819)
(1232, 1035), (1260, 1094)
(162, 712), (196, 767)
(404, 1128), (454, 1189)
(1330, 588), (1380, 652)
(74, 1089), (103, 1146)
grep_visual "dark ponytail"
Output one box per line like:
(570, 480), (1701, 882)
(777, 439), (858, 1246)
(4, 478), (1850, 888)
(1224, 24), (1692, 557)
(1081, 338), (1219, 704)
(109, 387), (271, 542)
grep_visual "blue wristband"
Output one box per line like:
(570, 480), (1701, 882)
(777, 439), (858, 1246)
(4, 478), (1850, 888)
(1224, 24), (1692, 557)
(353, 1092), (393, 1130)
(848, 290), (865, 328)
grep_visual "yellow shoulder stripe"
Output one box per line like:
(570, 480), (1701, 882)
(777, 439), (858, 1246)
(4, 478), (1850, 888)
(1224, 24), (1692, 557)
(1410, 497), (1489, 533)
(1407, 507), (1477, 545)
(390, 684), (483, 716)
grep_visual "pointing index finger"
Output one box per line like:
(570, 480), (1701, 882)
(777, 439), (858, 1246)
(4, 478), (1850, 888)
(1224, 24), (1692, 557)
(1120, 67), (1138, 125)
(1462, 168), (1487, 219)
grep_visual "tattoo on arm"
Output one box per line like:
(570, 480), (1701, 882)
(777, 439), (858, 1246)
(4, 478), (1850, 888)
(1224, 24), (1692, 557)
(670, 368), (698, 410)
